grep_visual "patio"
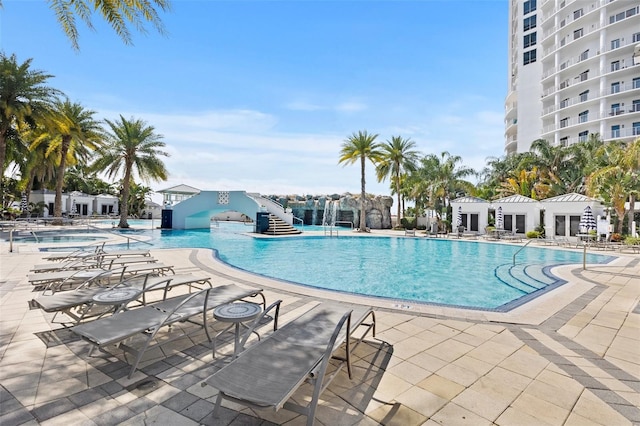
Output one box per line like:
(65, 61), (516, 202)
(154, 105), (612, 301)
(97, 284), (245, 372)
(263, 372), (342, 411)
(1, 241), (639, 425)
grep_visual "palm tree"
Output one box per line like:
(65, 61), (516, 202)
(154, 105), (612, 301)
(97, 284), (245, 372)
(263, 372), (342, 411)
(338, 130), (383, 232)
(0, 53), (61, 180)
(31, 100), (105, 222)
(376, 136), (420, 226)
(13, 0), (171, 51)
(91, 115), (169, 228)
(586, 139), (639, 233)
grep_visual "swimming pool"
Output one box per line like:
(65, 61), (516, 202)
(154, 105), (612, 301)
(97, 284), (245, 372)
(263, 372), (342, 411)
(77, 223), (613, 311)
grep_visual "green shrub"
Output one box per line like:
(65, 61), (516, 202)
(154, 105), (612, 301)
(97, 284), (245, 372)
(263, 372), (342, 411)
(624, 236), (640, 245)
(526, 231), (540, 239)
(400, 217), (417, 230)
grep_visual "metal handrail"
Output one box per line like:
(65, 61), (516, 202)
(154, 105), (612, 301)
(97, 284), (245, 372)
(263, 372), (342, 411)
(335, 221), (354, 229)
(86, 224), (154, 247)
(513, 239), (532, 266)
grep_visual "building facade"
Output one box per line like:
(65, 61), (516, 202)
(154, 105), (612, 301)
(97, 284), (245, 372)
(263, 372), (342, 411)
(506, 0), (640, 154)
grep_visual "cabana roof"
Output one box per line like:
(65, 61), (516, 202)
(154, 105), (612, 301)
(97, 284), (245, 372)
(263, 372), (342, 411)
(452, 196), (489, 203)
(542, 193), (598, 203)
(493, 194), (537, 203)
(157, 184), (201, 195)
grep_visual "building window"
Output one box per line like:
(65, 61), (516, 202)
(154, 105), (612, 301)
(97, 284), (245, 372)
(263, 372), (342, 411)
(560, 137), (568, 147)
(524, 49), (537, 65)
(611, 125), (621, 138)
(574, 8), (583, 19)
(611, 103), (621, 115)
(560, 117), (569, 128)
(633, 122), (640, 136)
(611, 61), (620, 72)
(579, 110), (589, 122)
(579, 50), (589, 61)
(634, 77), (640, 89)
(524, 33), (537, 48)
(611, 39), (620, 50)
(579, 90), (589, 102)
(524, 15), (537, 31)
(560, 98), (569, 108)
(578, 131), (588, 142)
(634, 32), (640, 43)
(633, 100), (640, 112)
(611, 82), (620, 94)
(580, 70), (589, 81)
(524, 0), (537, 15)
(574, 28), (583, 40)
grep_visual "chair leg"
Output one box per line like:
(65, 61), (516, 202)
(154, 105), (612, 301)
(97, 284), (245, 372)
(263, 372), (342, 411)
(213, 393), (224, 416)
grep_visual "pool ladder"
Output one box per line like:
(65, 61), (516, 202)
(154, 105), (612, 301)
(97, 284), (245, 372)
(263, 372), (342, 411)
(512, 239), (532, 265)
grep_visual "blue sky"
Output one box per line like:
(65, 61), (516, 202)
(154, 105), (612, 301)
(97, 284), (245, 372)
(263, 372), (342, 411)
(1, 0), (507, 203)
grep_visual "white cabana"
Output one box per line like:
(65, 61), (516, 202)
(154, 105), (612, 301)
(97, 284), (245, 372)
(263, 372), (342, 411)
(540, 193), (606, 240)
(492, 194), (541, 235)
(450, 196), (490, 233)
(94, 194), (119, 216)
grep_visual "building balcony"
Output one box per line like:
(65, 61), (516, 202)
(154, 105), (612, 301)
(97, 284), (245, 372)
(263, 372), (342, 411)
(542, 22), (600, 59)
(541, 2), (601, 38)
(604, 127), (640, 142)
(541, 49), (599, 80)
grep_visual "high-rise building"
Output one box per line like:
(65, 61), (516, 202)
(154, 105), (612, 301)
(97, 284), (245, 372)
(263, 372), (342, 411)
(505, 0), (640, 154)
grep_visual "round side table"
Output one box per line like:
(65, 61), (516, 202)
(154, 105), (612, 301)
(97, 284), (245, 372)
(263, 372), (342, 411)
(92, 287), (142, 316)
(213, 302), (262, 359)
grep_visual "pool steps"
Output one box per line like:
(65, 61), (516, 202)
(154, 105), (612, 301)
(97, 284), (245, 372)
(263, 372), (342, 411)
(494, 263), (557, 294)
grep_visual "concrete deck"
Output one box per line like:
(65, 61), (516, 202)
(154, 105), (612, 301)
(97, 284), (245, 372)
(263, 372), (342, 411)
(1, 233), (639, 425)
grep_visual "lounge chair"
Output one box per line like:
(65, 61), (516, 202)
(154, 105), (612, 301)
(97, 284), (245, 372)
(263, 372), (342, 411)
(28, 263), (175, 292)
(404, 229), (416, 237)
(205, 302), (376, 426)
(31, 255), (157, 273)
(43, 244), (150, 262)
(71, 285), (265, 378)
(33, 273), (213, 325)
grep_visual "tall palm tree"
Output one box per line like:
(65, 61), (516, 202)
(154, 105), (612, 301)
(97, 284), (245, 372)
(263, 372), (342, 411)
(31, 100), (104, 222)
(0, 53), (61, 180)
(586, 139), (639, 233)
(18, 126), (58, 207)
(376, 136), (420, 225)
(8, 0), (171, 51)
(91, 115), (169, 228)
(338, 130), (383, 232)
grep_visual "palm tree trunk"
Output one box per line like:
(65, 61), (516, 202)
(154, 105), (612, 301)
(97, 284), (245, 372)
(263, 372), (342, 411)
(118, 164), (132, 228)
(0, 124), (9, 179)
(629, 194), (636, 235)
(359, 155), (367, 232)
(395, 175), (401, 227)
(53, 136), (70, 225)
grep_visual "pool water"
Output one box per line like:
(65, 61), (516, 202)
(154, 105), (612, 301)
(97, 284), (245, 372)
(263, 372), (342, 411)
(89, 223), (613, 311)
(12, 235), (107, 243)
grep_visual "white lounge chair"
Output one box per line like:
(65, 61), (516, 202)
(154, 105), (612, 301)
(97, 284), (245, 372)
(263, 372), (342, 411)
(205, 302), (376, 426)
(71, 285), (265, 378)
(33, 273), (213, 325)
(31, 255), (157, 273)
(28, 263), (175, 292)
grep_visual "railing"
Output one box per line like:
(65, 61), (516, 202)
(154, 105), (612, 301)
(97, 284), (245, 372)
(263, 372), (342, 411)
(513, 240), (532, 266)
(85, 225), (154, 248)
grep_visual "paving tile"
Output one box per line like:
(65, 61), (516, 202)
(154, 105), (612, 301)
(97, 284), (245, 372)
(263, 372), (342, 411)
(31, 398), (76, 422)
(366, 401), (427, 426)
(394, 386), (447, 418)
(430, 402), (494, 426)
(68, 388), (108, 407)
(451, 387), (510, 422)
(179, 398), (216, 422)
(92, 406), (136, 426)
(416, 374), (465, 401)
(161, 390), (200, 412)
(0, 406), (35, 425)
